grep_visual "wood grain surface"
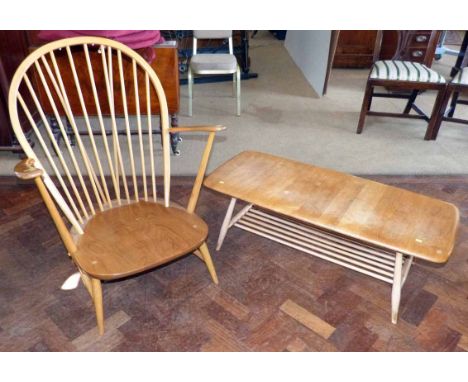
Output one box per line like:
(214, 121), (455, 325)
(74, 201), (208, 280)
(204, 151), (459, 262)
(0, 176), (467, 351)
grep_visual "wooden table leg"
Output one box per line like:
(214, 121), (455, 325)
(391, 252), (403, 324)
(216, 197), (237, 250)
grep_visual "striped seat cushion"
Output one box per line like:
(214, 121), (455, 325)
(370, 60), (445, 83)
(451, 67), (468, 85)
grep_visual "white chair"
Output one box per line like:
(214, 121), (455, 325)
(188, 30), (241, 116)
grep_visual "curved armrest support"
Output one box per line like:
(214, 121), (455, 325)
(181, 125), (226, 213)
(169, 125), (226, 134)
(16, 158), (77, 254)
(14, 158), (43, 180)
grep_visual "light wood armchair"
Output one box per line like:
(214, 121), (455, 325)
(9, 37), (225, 335)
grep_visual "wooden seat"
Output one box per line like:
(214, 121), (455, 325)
(74, 202), (208, 280)
(204, 151), (459, 323)
(10, 37), (225, 335)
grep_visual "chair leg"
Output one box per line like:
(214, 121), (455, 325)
(447, 91), (459, 117)
(188, 67), (193, 117)
(367, 86), (374, 111)
(79, 269), (93, 297)
(232, 73), (236, 97)
(429, 87), (452, 140)
(425, 87), (448, 141)
(391, 253), (403, 324)
(236, 66), (241, 116)
(199, 242), (219, 284)
(403, 90), (419, 114)
(357, 82), (373, 134)
(91, 277), (104, 335)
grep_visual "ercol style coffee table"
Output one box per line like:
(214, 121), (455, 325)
(204, 151), (459, 323)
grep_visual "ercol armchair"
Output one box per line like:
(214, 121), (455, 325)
(9, 37), (224, 335)
(188, 30), (241, 116)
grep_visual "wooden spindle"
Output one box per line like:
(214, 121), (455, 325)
(146, 72), (156, 202)
(23, 72), (89, 220)
(66, 46), (112, 208)
(117, 50), (138, 202)
(17, 93), (83, 231)
(43, 53), (103, 211)
(133, 59), (147, 201)
(83, 44), (121, 205)
(34, 59), (95, 217)
(100, 45), (130, 202)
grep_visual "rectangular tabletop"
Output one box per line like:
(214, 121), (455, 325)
(204, 151), (459, 263)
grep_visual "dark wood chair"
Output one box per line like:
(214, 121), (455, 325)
(430, 33), (468, 139)
(431, 66), (468, 139)
(356, 31), (446, 140)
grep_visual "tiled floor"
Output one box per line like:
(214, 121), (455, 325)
(0, 176), (467, 351)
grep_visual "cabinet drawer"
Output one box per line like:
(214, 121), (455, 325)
(401, 47), (428, 62)
(408, 32), (432, 48)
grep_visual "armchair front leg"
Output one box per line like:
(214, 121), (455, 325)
(169, 125), (226, 213)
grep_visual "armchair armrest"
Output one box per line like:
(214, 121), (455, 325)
(14, 158), (43, 180)
(169, 125), (226, 133)
(177, 125), (226, 213)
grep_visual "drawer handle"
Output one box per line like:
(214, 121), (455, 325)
(415, 35), (428, 42)
(412, 50), (424, 57)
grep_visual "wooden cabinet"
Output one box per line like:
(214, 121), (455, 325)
(32, 45), (180, 116)
(333, 31), (379, 68)
(26, 31), (180, 116)
(0, 31), (180, 153)
(333, 30), (441, 68)
(0, 30), (35, 151)
(379, 31), (441, 67)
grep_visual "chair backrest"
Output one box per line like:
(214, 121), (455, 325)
(373, 31), (441, 67)
(192, 30), (234, 55)
(8, 36), (172, 236)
